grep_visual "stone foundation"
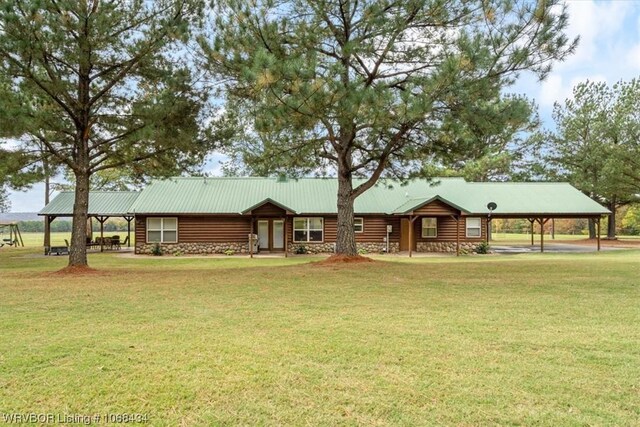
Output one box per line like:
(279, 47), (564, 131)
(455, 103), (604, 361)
(416, 241), (483, 253)
(135, 242), (249, 255)
(135, 240), (482, 255)
(288, 241), (400, 254)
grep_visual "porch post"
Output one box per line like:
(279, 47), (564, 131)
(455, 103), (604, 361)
(283, 216), (288, 258)
(455, 215), (460, 256)
(249, 216), (254, 258)
(596, 217), (601, 252)
(125, 216), (133, 247)
(408, 215), (416, 258)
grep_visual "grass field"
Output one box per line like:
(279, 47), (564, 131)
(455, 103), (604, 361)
(1, 246), (639, 425)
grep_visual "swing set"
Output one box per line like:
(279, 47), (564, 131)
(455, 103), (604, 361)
(0, 222), (24, 247)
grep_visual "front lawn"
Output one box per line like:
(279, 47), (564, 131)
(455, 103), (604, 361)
(1, 248), (638, 425)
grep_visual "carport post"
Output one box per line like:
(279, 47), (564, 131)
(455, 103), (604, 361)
(596, 217), (601, 252)
(124, 216), (133, 247)
(44, 215), (55, 255)
(97, 216), (108, 252)
(529, 218), (535, 246)
(538, 218), (549, 253)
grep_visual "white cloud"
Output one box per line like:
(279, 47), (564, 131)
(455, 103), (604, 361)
(625, 43), (640, 70)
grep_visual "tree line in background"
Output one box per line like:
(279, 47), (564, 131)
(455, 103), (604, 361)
(15, 218), (130, 233)
(0, 0), (638, 267)
(493, 206), (640, 237)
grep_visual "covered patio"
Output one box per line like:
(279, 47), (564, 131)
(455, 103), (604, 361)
(38, 191), (139, 255)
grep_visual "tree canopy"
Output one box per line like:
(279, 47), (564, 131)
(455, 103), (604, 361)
(543, 79), (640, 238)
(203, 0), (576, 255)
(0, 0), (212, 266)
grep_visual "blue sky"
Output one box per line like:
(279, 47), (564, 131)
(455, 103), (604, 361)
(8, 0), (640, 212)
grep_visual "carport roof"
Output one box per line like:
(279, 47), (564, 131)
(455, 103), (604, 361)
(38, 191), (140, 216)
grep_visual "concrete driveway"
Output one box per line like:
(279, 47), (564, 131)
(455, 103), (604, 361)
(490, 242), (620, 253)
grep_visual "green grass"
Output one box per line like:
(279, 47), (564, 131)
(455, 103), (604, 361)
(1, 246), (639, 425)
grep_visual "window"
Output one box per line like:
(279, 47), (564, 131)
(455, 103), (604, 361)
(147, 217), (178, 243)
(466, 217), (482, 238)
(422, 217), (437, 238)
(293, 217), (323, 242)
(354, 217), (364, 233)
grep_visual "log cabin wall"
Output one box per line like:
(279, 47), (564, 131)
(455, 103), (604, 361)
(136, 215), (251, 244)
(283, 215), (401, 244)
(413, 215), (487, 242)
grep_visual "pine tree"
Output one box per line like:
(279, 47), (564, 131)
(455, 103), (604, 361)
(204, 0), (576, 255)
(0, 0), (210, 267)
(545, 79), (640, 238)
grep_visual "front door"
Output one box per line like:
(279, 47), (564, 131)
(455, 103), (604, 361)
(400, 218), (410, 251)
(257, 220), (269, 250)
(399, 218), (416, 251)
(272, 220), (284, 250)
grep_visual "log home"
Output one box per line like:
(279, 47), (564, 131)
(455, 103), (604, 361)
(39, 177), (610, 255)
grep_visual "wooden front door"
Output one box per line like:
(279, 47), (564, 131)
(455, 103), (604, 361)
(400, 218), (410, 251)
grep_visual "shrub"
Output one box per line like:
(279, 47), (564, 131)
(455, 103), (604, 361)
(358, 248), (368, 255)
(294, 245), (308, 254)
(224, 249), (235, 256)
(151, 243), (163, 256)
(475, 241), (490, 254)
(173, 250), (183, 257)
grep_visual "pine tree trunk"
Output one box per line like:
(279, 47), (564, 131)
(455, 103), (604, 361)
(335, 166), (358, 256)
(68, 171), (90, 267)
(44, 172), (50, 251)
(588, 218), (596, 239)
(607, 202), (616, 239)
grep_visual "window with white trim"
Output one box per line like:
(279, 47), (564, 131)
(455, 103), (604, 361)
(354, 217), (364, 233)
(421, 217), (437, 238)
(293, 217), (323, 242)
(466, 217), (482, 238)
(147, 217), (178, 243)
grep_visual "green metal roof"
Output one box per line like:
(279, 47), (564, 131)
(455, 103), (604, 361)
(126, 177), (609, 216)
(39, 191), (140, 216)
(393, 195), (471, 214)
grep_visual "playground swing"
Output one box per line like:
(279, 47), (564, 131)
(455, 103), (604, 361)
(0, 222), (24, 247)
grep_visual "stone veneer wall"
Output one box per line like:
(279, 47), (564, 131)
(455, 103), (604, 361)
(416, 241), (483, 253)
(135, 240), (482, 255)
(136, 242), (249, 255)
(288, 242), (400, 254)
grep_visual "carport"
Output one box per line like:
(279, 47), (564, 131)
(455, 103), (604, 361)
(487, 214), (606, 252)
(38, 191), (139, 255)
(474, 182), (611, 253)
